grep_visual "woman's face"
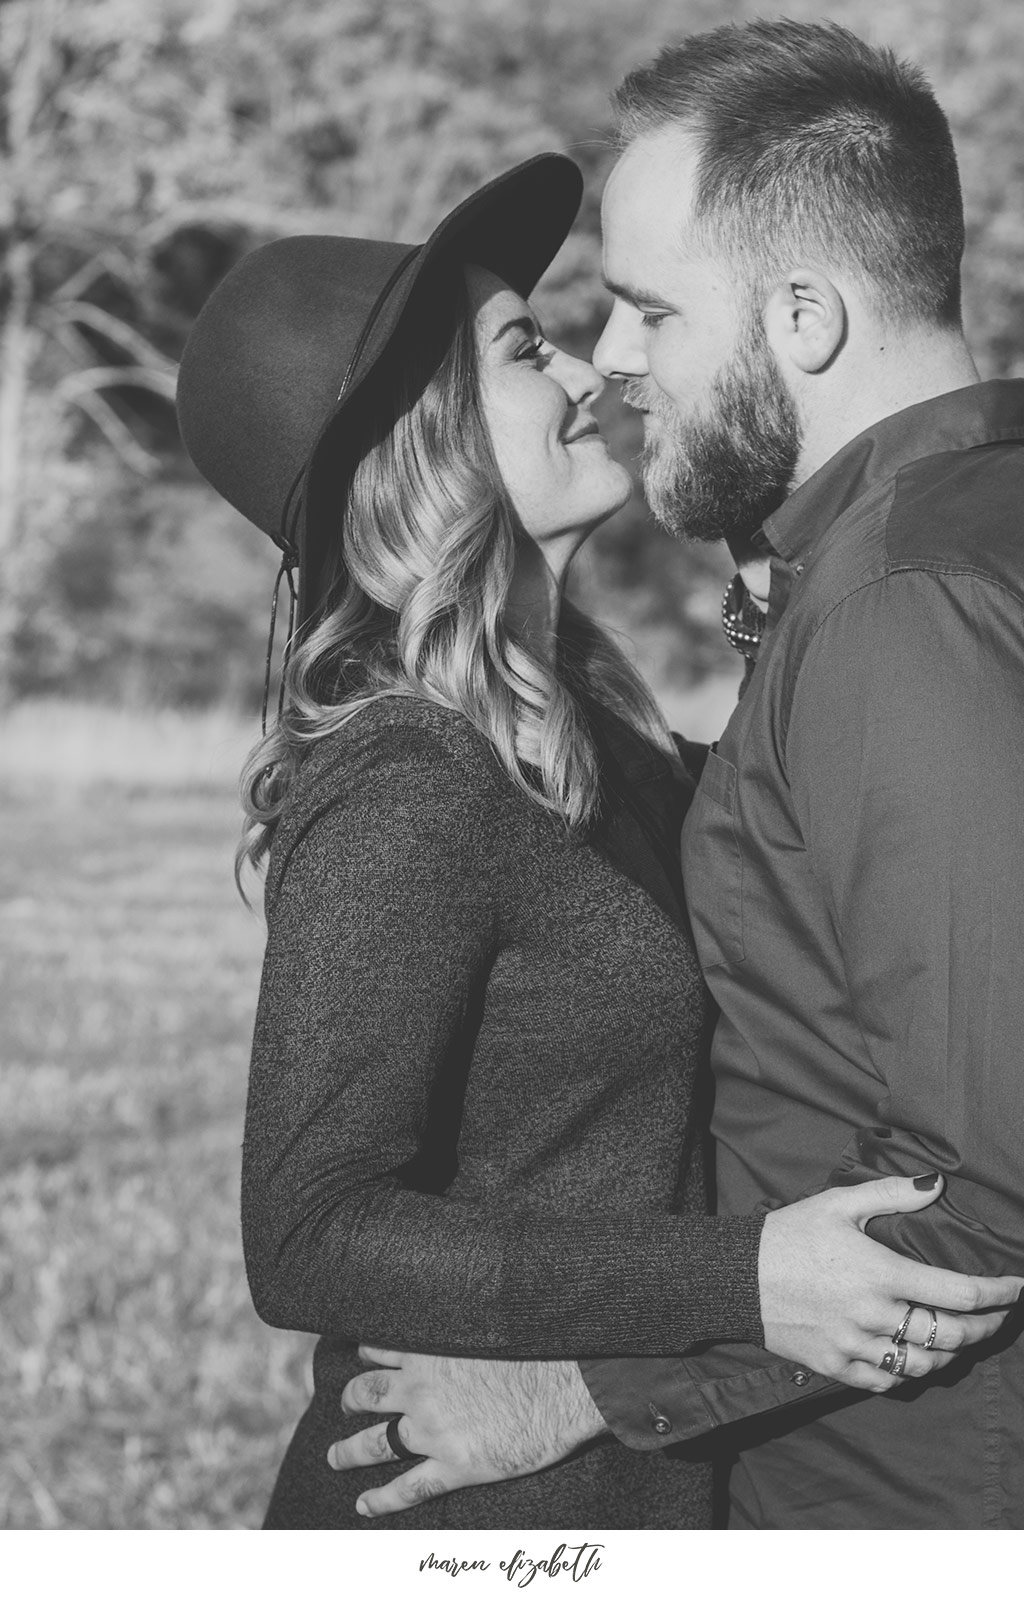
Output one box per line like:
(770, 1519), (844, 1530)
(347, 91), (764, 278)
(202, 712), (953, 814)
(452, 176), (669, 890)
(468, 266), (633, 555)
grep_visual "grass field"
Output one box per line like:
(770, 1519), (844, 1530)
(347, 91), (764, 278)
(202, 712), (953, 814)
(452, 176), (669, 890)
(0, 684), (738, 1531)
(0, 704), (313, 1530)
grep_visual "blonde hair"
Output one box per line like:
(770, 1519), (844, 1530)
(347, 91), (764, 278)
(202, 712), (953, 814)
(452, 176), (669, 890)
(238, 268), (675, 883)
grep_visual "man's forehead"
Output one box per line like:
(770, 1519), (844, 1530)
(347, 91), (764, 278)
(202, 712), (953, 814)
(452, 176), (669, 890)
(601, 127), (700, 263)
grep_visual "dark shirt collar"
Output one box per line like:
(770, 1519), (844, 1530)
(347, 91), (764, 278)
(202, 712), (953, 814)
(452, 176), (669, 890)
(764, 378), (1024, 567)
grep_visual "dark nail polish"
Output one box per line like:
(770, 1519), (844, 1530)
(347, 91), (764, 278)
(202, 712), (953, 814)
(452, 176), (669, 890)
(913, 1171), (940, 1190)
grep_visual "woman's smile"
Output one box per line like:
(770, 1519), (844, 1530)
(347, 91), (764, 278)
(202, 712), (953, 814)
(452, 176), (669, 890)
(467, 264), (632, 556)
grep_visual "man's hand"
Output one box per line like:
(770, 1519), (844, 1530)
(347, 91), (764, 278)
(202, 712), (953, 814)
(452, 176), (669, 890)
(327, 1349), (607, 1518)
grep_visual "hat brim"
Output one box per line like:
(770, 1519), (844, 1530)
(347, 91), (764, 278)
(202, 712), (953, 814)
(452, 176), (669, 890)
(298, 153), (583, 628)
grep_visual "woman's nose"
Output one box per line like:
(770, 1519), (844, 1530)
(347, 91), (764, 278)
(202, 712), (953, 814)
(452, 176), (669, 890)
(593, 301), (649, 380)
(551, 348), (605, 409)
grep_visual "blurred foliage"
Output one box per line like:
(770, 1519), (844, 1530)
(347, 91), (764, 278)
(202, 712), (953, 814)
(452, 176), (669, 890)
(1, 0), (1022, 707)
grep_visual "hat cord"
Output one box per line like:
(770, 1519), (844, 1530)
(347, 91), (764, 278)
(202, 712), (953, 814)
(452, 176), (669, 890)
(260, 468), (303, 737)
(261, 555), (298, 737)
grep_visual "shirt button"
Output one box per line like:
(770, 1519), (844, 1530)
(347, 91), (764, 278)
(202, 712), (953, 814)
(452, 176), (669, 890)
(647, 1403), (673, 1434)
(791, 1370), (811, 1387)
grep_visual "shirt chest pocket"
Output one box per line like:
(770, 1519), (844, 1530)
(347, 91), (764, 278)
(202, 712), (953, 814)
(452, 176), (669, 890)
(684, 750), (746, 970)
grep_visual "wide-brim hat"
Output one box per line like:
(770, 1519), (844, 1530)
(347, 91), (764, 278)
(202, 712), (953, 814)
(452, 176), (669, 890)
(176, 153), (583, 629)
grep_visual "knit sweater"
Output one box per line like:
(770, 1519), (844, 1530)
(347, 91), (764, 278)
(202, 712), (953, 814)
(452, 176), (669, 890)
(241, 697), (764, 1529)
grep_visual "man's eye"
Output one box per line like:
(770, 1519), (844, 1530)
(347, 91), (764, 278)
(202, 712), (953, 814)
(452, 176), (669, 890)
(641, 311), (668, 329)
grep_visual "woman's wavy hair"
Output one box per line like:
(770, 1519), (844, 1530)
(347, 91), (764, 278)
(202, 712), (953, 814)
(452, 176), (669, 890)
(238, 266), (675, 883)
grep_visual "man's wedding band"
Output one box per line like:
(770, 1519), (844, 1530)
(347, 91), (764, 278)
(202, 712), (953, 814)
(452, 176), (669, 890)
(386, 1416), (418, 1462)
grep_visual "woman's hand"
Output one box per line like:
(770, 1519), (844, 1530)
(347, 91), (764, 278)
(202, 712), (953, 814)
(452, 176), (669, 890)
(326, 1174), (1023, 1519)
(759, 1172), (1024, 1391)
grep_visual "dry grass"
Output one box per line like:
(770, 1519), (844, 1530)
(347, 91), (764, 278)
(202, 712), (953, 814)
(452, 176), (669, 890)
(0, 699), (257, 792)
(0, 703), (313, 1529)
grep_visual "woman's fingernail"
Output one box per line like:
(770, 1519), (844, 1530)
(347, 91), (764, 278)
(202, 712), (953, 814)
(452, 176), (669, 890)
(355, 1500), (370, 1517)
(913, 1171), (940, 1190)
(326, 1448), (337, 1470)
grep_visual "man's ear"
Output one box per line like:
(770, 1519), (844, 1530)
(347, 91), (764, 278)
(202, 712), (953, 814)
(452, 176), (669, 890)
(764, 268), (846, 374)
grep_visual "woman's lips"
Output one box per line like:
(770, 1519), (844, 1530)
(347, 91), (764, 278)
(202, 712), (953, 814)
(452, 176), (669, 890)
(562, 421), (602, 444)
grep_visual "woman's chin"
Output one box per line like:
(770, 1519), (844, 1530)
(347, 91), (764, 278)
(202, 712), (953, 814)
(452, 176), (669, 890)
(596, 468), (636, 523)
(525, 472), (636, 555)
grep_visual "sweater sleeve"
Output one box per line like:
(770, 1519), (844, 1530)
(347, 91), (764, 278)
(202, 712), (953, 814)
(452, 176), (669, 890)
(242, 712), (765, 1358)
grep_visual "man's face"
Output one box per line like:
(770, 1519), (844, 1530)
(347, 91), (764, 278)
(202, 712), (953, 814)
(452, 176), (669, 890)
(594, 128), (800, 543)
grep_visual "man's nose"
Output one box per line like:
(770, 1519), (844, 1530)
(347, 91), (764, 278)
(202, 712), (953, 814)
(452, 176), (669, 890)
(593, 302), (649, 380)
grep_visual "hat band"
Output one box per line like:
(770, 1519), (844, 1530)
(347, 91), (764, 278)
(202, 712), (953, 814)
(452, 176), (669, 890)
(335, 246), (420, 402)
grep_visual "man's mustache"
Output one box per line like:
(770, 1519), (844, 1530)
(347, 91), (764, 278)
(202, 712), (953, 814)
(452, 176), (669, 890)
(621, 378), (676, 424)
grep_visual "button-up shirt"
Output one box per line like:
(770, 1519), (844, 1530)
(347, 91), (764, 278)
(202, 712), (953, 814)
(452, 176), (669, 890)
(586, 380), (1024, 1527)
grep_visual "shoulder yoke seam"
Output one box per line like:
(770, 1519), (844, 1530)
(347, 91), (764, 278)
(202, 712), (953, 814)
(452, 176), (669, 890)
(782, 564), (1024, 758)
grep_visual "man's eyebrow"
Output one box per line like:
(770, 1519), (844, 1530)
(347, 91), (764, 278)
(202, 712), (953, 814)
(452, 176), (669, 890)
(491, 314), (542, 344)
(601, 275), (675, 309)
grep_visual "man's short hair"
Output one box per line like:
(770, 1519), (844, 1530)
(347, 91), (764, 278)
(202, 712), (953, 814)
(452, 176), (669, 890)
(614, 19), (964, 326)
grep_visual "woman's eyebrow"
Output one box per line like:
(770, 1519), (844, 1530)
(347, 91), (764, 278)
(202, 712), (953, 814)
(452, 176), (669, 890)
(491, 313), (542, 344)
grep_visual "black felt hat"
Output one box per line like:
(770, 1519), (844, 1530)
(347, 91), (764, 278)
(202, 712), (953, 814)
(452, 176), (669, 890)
(176, 153), (583, 631)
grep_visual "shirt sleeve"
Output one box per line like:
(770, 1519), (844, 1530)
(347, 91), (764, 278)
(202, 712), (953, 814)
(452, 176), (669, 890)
(579, 1350), (837, 1450)
(786, 569), (1024, 1273)
(242, 723), (767, 1358)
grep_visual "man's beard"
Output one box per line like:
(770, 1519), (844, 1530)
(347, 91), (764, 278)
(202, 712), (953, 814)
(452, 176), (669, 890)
(625, 322), (801, 545)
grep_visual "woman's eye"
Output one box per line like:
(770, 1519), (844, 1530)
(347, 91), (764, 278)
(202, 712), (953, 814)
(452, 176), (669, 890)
(515, 337), (548, 364)
(641, 311), (667, 330)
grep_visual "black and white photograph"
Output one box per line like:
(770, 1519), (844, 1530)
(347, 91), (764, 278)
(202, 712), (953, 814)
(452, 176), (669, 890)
(2, 0), (1023, 1578)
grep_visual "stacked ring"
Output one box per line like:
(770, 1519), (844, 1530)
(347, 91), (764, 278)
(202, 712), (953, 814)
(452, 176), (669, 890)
(922, 1307), (939, 1350)
(891, 1306), (915, 1345)
(878, 1344), (910, 1376)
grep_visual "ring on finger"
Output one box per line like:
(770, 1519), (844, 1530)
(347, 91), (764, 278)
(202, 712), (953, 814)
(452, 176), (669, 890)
(891, 1306), (915, 1345)
(922, 1306), (939, 1350)
(890, 1343), (909, 1377)
(385, 1415), (419, 1463)
(878, 1348), (897, 1372)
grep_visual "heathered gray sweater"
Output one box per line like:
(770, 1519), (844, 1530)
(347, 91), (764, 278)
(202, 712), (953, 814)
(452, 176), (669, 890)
(242, 697), (764, 1529)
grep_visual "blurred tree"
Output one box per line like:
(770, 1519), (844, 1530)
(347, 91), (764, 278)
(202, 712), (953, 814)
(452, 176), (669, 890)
(1, 0), (1022, 710)
(0, 0), (172, 698)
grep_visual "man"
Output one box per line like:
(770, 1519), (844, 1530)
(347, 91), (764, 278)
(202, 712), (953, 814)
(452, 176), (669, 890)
(326, 21), (1024, 1527)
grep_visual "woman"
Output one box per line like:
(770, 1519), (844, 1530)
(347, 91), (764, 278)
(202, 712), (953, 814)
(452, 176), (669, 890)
(176, 156), (1016, 1530)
